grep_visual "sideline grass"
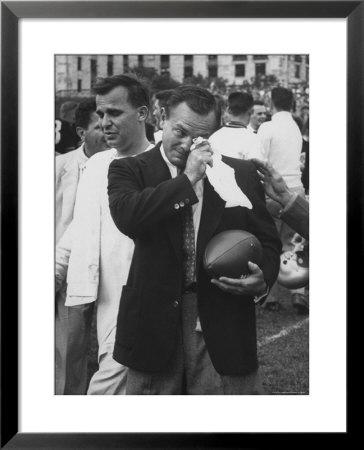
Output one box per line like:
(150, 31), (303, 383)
(256, 284), (309, 395)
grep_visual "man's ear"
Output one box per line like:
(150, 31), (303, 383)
(137, 106), (149, 121)
(76, 127), (85, 142)
(160, 107), (167, 128)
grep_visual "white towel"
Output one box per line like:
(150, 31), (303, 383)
(191, 137), (252, 209)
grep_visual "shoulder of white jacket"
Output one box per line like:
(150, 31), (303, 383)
(86, 148), (116, 166)
(56, 148), (81, 174)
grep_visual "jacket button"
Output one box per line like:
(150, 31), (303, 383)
(174, 203), (180, 210)
(185, 198), (190, 204)
(173, 300), (179, 308)
(179, 201), (185, 207)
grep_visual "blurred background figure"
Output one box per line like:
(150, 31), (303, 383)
(258, 87), (308, 314)
(56, 99), (109, 243)
(213, 94), (227, 127)
(252, 158), (309, 314)
(55, 99), (109, 395)
(209, 91), (263, 160)
(55, 101), (80, 155)
(152, 89), (174, 144)
(248, 100), (267, 134)
(252, 159), (308, 239)
(300, 107), (309, 195)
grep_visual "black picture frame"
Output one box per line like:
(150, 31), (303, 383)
(1, 1), (361, 448)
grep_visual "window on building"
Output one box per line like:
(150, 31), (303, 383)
(77, 79), (82, 92)
(184, 66), (193, 78)
(161, 55), (170, 74)
(107, 55), (113, 76)
(255, 63), (266, 76)
(235, 64), (245, 77)
(77, 57), (82, 71)
(123, 55), (129, 73)
(208, 55), (218, 78)
(184, 55), (193, 78)
(233, 55), (247, 61)
(253, 55), (268, 60)
(138, 55), (144, 68)
(208, 66), (218, 78)
(90, 57), (97, 86)
(295, 64), (301, 78)
(294, 55), (302, 63)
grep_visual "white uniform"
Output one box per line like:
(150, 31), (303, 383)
(209, 125), (263, 160)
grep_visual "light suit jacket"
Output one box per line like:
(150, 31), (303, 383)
(55, 145), (88, 244)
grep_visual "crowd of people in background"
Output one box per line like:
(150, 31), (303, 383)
(55, 74), (309, 395)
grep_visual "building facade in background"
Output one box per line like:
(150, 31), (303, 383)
(56, 54), (309, 97)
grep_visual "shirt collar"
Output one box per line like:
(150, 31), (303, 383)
(160, 144), (178, 178)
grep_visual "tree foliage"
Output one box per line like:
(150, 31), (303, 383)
(129, 66), (180, 92)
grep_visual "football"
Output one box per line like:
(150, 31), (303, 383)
(203, 230), (263, 279)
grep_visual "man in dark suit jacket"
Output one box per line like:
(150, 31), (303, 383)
(108, 86), (281, 394)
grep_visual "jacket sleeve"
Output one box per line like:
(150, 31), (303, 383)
(108, 157), (198, 239)
(279, 194), (309, 239)
(55, 222), (72, 293)
(240, 162), (282, 289)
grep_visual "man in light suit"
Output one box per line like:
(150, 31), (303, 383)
(55, 99), (108, 395)
(56, 75), (153, 395)
(108, 86), (281, 394)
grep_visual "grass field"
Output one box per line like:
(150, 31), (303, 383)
(87, 283), (309, 394)
(256, 284), (309, 395)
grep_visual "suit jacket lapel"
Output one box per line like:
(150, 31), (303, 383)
(196, 178), (225, 274)
(141, 145), (183, 263)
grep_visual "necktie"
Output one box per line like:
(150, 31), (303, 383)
(182, 205), (196, 288)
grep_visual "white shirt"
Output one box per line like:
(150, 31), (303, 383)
(160, 145), (203, 247)
(154, 129), (163, 144)
(258, 111), (303, 188)
(247, 123), (257, 134)
(209, 125), (263, 161)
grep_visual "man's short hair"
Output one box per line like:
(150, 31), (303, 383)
(271, 87), (293, 111)
(155, 89), (174, 109)
(93, 74), (150, 110)
(253, 100), (265, 107)
(60, 101), (79, 123)
(228, 91), (253, 116)
(165, 85), (220, 128)
(75, 99), (97, 129)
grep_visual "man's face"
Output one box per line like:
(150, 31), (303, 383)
(96, 86), (142, 152)
(162, 102), (217, 169)
(83, 112), (109, 155)
(250, 105), (267, 130)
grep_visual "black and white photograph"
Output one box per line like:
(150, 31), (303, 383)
(55, 54), (310, 396)
(1, 1), (354, 443)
